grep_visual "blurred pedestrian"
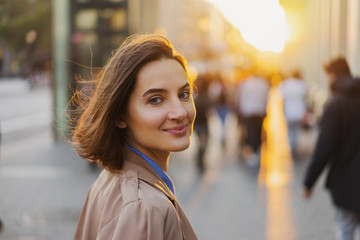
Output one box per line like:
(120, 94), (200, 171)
(208, 75), (230, 147)
(279, 70), (308, 158)
(235, 72), (270, 167)
(72, 34), (198, 240)
(303, 57), (360, 240)
(193, 74), (211, 173)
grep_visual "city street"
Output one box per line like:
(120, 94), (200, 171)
(0, 79), (338, 240)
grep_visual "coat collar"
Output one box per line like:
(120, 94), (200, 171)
(121, 147), (175, 201)
(120, 147), (198, 240)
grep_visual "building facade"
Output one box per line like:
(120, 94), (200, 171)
(278, 0), (360, 115)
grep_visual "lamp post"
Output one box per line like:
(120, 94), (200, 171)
(52, 0), (70, 141)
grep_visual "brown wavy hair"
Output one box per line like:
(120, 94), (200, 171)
(71, 34), (190, 171)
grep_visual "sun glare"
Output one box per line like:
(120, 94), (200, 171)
(207, 0), (290, 53)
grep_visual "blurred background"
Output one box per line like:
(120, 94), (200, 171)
(0, 0), (358, 239)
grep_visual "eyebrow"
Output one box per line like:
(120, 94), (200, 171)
(142, 82), (190, 97)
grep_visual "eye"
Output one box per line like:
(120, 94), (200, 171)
(148, 96), (163, 105)
(179, 91), (191, 100)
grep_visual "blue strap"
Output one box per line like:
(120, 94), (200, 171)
(125, 145), (176, 195)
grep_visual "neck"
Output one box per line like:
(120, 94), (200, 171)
(126, 141), (170, 172)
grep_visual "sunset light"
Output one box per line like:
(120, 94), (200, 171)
(207, 0), (290, 52)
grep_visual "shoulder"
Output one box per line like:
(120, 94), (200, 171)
(84, 169), (179, 237)
(95, 169), (174, 214)
(321, 95), (347, 121)
(326, 94), (346, 109)
(96, 197), (178, 240)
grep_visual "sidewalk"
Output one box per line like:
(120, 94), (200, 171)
(0, 128), (99, 240)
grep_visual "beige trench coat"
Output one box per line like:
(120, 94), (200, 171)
(74, 147), (198, 240)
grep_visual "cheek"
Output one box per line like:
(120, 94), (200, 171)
(131, 107), (166, 130)
(187, 102), (196, 123)
(144, 112), (165, 129)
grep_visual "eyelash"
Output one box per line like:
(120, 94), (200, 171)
(179, 91), (191, 100)
(148, 96), (163, 104)
(148, 90), (191, 105)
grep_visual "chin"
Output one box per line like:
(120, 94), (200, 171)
(170, 140), (191, 152)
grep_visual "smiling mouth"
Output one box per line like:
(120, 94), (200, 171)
(165, 126), (188, 136)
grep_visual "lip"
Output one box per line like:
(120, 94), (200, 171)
(164, 125), (188, 136)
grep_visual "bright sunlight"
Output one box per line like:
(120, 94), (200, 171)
(207, 0), (290, 52)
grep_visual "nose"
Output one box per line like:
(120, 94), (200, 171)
(168, 98), (187, 121)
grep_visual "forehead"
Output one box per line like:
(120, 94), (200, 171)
(135, 58), (189, 91)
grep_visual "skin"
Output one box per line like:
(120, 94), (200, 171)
(327, 72), (336, 86)
(117, 58), (196, 172)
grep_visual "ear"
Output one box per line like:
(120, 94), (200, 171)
(115, 120), (127, 129)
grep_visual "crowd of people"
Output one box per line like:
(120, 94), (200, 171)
(192, 57), (360, 240)
(192, 67), (309, 169)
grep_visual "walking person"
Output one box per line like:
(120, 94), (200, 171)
(209, 76), (230, 147)
(279, 70), (308, 158)
(72, 34), (198, 239)
(235, 72), (270, 166)
(193, 74), (211, 173)
(303, 57), (360, 240)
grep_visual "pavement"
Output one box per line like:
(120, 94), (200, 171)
(0, 79), (341, 240)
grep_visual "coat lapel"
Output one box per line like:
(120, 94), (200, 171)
(122, 147), (175, 200)
(122, 148), (198, 240)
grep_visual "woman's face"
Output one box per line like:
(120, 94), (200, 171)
(119, 58), (196, 160)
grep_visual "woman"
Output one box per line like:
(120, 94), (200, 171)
(73, 34), (198, 240)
